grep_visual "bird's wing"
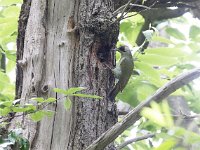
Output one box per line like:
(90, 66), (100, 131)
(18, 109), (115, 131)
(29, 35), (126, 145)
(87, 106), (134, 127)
(119, 57), (126, 68)
(112, 66), (121, 79)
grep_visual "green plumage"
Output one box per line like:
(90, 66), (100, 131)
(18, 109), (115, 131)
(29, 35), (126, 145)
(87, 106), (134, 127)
(109, 46), (134, 101)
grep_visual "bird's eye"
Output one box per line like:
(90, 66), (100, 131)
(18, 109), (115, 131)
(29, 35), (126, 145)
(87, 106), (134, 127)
(119, 46), (126, 52)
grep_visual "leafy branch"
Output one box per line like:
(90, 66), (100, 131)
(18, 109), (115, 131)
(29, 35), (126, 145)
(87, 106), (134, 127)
(86, 68), (200, 150)
(0, 87), (102, 123)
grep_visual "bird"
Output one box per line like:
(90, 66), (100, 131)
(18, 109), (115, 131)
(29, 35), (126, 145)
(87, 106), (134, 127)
(109, 45), (134, 101)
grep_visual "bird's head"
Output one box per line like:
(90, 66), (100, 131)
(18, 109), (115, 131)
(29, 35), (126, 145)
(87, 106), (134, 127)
(114, 46), (132, 57)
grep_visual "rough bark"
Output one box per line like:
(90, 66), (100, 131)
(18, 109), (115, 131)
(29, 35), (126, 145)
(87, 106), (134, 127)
(13, 0), (200, 149)
(13, 0), (119, 149)
(16, 0), (32, 99)
(67, 0), (119, 149)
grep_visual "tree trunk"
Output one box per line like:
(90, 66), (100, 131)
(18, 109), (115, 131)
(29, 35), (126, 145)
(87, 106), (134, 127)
(13, 0), (119, 149)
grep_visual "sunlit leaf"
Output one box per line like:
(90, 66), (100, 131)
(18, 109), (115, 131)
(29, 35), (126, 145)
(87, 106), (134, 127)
(30, 110), (54, 122)
(12, 104), (36, 113)
(145, 47), (187, 57)
(154, 138), (177, 150)
(120, 14), (144, 46)
(150, 101), (162, 113)
(138, 54), (179, 66)
(0, 107), (11, 116)
(161, 101), (174, 127)
(64, 87), (87, 95)
(152, 35), (175, 45)
(0, 101), (12, 107)
(54, 87), (86, 95)
(2, 6), (21, 17)
(141, 107), (166, 127)
(135, 62), (162, 86)
(136, 83), (156, 101)
(0, 0), (22, 6)
(189, 25), (200, 41)
(5, 50), (16, 61)
(53, 88), (68, 95)
(166, 27), (186, 40)
(44, 97), (56, 103)
(64, 97), (71, 110)
(6, 60), (16, 73)
(32, 97), (45, 103)
(117, 79), (139, 106)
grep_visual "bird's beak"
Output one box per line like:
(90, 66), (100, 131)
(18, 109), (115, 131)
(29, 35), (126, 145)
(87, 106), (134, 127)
(112, 48), (118, 51)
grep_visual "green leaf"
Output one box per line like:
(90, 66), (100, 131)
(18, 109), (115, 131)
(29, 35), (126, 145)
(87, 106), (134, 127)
(117, 79), (139, 106)
(32, 97), (45, 103)
(12, 107), (29, 113)
(154, 138), (177, 150)
(166, 27), (186, 40)
(0, 107), (11, 116)
(0, 22), (17, 37)
(150, 101), (162, 113)
(64, 87), (87, 95)
(44, 97), (56, 103)
(72, 93), (102, 99)
(136, 83), (156, 102)
(0, 17), (18, 24)
(5, 50), (16, 61)
(138, 54), (179, 66)
(53, 88), (68, 95)
(152, 35), (175, 44)
(2, 6), (21, 17)
(30, 111), (44, 122)
(42, 110), (54, 117)
(161, 101), (174, 127)
(30, 110), (54, 122)
(54, 87), (86, 95)
(6, 59), (16, 73)
(145, 47), (187, 57)
(0, 72), (10, 83)
(135, 62), (162, 86)
(141, 107), (166, 127)
(0, 101), (12, 107)
(189, 25), (200, 41)
(20, 138), (29, 150)
(12, 104), (36, 113)
(0, 0), (22, 6)
(120, 14), (144, 46)
(64, 97), (71, 110)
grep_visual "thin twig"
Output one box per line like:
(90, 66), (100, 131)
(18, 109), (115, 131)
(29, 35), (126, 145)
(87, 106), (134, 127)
(111, 1), (156, 29)
(86, 68), (200, 150)
(113, 3), (151, 17)
(113, 0), (133, 18)
(117, 133), (155, 149)
(0, 96), (67, 124)
(171, 114), (200, 119)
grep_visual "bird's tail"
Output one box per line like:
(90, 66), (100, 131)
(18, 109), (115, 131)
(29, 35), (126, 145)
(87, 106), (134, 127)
(108, 83), (120, 102)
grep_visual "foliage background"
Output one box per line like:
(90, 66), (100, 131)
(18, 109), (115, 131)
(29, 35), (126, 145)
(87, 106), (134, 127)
(0, 0), (200, 149)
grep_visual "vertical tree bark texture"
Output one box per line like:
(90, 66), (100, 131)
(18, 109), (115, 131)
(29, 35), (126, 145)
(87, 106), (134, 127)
(16, 0), (32, 99)
(14, 0), (119, 149)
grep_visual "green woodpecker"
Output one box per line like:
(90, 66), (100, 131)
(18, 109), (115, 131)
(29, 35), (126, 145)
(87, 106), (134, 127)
(109, 46), (134, 101)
